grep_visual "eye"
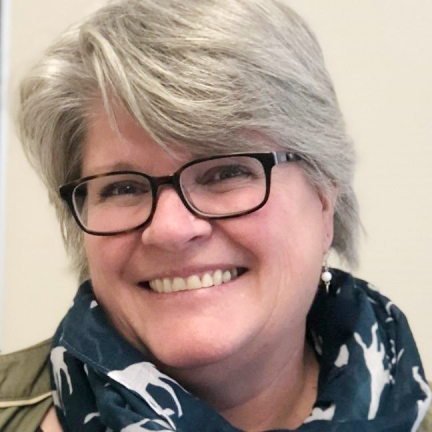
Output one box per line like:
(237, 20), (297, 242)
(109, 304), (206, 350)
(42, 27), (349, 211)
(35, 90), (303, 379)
(98, 180), (150, 201)
(197, 164), (255, 185)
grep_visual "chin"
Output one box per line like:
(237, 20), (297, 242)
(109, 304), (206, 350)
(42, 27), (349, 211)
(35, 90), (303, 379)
(155, 347), (227, 370)
(140, 327), (249, 372)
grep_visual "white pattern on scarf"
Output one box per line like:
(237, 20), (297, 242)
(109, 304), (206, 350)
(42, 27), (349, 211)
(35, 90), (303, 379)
(354, 322), (391, 419)
(51, 346), (73, 408)
(109, 362), (185, 429)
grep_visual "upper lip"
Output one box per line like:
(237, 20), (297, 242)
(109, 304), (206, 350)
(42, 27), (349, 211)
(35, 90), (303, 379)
(138, 265), (248, 282)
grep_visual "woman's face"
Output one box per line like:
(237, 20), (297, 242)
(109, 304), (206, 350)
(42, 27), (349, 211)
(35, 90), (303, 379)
(82, 106), (335, 372)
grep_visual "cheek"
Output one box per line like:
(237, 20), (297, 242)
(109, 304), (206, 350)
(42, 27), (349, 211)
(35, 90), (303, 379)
(227, 189), (325, 262)
(219, 179), (327, 299)
(84, 235), (136, 282)
(219, 206), (323, 296)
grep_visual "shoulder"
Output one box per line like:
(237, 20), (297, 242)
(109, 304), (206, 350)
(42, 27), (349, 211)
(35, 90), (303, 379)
(0, 339), (53, 432)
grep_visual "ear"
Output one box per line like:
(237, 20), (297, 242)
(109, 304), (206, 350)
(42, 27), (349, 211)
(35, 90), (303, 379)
(318, 187), (338, 253)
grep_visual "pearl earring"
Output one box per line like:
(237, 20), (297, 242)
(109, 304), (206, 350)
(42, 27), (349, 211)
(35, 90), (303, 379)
(321, 255), (332, 294)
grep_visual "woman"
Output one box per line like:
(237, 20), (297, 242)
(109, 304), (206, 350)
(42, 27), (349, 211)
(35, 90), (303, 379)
(10, 0), (430, 430)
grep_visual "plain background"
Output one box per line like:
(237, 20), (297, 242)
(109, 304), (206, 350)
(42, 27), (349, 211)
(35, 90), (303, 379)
(1, 0), (431, 377)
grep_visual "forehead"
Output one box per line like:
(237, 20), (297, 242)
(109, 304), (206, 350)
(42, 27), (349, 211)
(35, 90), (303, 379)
(82, 102), (276, 175)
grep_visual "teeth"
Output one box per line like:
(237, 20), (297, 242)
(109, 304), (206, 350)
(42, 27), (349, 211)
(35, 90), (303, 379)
(213, 269), (222, 286)
(187, 275), (201, 289)
(201, 273), (214, 288)
(163, 278), (172, 293)
(222, 270), (232, 283)
(148, 268), (241, 294)
(155, 279), (163, 293)
(172, 277), (186, 292)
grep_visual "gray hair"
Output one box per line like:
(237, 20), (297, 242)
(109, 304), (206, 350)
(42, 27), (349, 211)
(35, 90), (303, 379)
(18, 0), (359, 281)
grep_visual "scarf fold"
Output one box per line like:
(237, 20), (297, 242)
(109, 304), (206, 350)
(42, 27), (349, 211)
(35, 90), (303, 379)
(51, 270), (431, 431)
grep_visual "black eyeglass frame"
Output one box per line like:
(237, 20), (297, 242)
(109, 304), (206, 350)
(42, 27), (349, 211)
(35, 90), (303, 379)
(59, 151), (300, 236)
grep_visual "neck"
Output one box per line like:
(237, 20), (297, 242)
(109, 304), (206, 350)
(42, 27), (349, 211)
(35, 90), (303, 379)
(163, 327), (319, 431)
(222, 343), (318, 430)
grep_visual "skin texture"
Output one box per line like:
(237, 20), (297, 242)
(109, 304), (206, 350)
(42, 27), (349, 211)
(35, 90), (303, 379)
(81, 104), (336, 429)
(39, 406), (63, 431)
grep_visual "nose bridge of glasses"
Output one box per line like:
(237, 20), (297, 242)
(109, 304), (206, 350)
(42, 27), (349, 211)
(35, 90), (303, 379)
(152, 173), (181, 195)
(149, 173), (199, 222)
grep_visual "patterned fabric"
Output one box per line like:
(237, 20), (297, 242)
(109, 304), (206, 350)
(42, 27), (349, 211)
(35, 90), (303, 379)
(51, 270), (431, 431)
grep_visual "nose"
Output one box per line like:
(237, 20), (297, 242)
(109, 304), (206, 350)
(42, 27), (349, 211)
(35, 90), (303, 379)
(140, 187), (213, 251)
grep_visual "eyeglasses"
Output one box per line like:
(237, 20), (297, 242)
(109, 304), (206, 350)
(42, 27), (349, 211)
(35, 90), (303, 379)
(59, 151), (300, 236)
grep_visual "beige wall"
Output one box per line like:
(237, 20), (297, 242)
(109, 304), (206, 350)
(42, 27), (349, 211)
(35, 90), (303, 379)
(3, 0), (431, 377)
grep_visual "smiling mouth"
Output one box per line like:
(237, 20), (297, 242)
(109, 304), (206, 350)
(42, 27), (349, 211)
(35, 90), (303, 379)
(142, 268), (248, 294)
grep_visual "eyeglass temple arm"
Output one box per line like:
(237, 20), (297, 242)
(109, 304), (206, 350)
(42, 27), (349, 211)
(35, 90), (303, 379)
(273, 151), (300, 165)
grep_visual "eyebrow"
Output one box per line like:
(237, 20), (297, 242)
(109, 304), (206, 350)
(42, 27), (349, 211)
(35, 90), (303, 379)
(85, 161), (142, 176)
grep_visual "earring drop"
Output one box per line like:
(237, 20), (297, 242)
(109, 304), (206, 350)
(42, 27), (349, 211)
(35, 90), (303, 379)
(321, 255), (332, 294)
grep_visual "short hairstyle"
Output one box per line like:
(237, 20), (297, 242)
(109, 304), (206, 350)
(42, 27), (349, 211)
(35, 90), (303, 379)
(18, 0), (359, 281)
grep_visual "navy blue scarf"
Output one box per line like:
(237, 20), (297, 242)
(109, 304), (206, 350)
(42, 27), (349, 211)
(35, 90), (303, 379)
(51, 270), (431, 431)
